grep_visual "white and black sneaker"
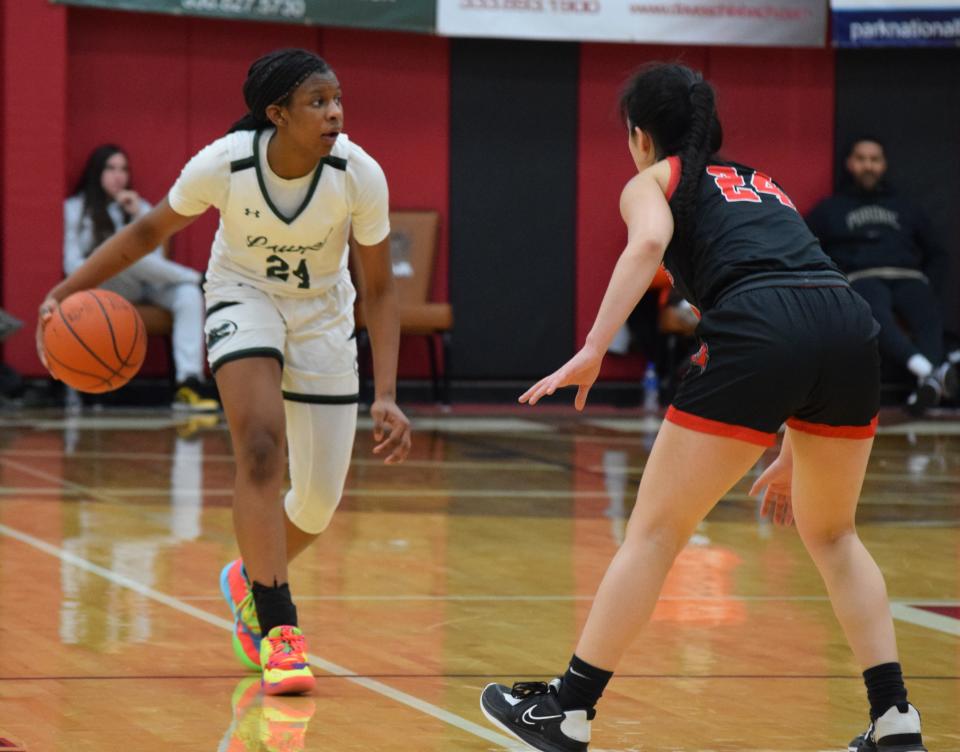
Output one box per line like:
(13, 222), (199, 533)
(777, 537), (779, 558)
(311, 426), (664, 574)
(848, 703), (927, 752)
(907, 362), (958, 415)
(480, 679), (593, 752)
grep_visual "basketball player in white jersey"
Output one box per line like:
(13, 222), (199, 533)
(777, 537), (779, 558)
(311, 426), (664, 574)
(38, 48), (412, 695)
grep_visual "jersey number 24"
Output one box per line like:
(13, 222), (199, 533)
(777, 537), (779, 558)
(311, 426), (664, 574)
(706, 166), (796, 210)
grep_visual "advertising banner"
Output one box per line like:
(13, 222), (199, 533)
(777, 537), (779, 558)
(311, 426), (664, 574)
(437, 0), (827, 47)
(832, 0), (960, 47)
(52, 0), (437, 34)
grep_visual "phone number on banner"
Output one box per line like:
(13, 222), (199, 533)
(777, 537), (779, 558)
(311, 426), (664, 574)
(181, 0), (306, 19)
(458, 0), (601, 12)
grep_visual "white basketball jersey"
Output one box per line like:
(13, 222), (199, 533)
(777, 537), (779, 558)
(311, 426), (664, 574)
(205, 130), (376, 297)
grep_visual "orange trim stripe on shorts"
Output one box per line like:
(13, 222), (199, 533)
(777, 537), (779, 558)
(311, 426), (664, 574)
(786, 415), (878, 439)
(665, 406), (776, 447)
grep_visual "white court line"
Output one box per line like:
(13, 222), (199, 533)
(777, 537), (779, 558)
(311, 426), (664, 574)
(585, 417), (663, 433)
(586, 464), (960, 485)
(890, 603), (960, 636)
(0, 522), (522, 751)
(0, 459), (179, 526)
(5, 485), (958, 506)
(172, 594), (960, 606)
(0, 449), (562, 473)
(0, 486), (608, 499)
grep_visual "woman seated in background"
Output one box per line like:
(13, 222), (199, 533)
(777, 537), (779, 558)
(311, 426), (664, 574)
(64, 144), (218, 411)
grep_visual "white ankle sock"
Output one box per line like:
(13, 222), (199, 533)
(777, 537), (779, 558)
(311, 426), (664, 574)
(907, 354), (933, 380)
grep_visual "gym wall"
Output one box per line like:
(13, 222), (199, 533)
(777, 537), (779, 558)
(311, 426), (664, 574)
(2, 1), (955, 384)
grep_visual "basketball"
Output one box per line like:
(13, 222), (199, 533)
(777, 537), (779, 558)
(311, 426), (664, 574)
(42, 289), (146, 393)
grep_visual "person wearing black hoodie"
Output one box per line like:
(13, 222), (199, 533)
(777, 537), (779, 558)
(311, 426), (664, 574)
(807, 137), (957, 413)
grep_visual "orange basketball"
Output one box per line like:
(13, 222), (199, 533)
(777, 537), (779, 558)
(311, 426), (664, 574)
(42, 290), (147, 393)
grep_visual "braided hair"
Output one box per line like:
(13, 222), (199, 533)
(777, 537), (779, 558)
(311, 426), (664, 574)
(71, 144), (133, 252)
(619, 63), (723, 255)
(229, 48), (333, 133)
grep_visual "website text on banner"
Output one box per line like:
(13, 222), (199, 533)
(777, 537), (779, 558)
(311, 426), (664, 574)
(832, 0), (960, 47)
(51, 0), (437, 33)
(437, 0), (827, 47)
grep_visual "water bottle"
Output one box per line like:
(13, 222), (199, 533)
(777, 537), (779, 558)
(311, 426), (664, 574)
(642, 363), (659, 412)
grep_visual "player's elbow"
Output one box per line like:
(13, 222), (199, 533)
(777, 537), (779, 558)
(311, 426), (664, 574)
(624, 237), (665, 262)
(362, 271), (396, 305)
(132, 214), (164, 252)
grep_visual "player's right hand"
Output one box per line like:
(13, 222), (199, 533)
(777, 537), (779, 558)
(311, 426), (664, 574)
(36, 296), (57, 373)
(519, 344), (603, 411)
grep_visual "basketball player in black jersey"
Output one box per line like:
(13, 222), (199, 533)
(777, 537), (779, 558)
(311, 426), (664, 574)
(480, 64), (926, 752)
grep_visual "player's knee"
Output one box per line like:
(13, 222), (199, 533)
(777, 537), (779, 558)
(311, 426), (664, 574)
(285, 489), (339, 534)
(796, 520), (856, 551)
(625, 515), (691, 557)
(237, 428), (284, 486)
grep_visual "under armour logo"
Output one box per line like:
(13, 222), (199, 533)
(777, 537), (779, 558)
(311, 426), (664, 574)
(245, 208), (260, 217)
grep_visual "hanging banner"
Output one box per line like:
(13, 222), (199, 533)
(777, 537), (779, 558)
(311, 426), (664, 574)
(832, 0), (960, 47)
(437, 0), (827, 47)
(51, 0), (437, 34)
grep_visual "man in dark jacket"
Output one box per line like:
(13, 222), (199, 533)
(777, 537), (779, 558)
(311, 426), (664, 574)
(807, 137), (957, 413)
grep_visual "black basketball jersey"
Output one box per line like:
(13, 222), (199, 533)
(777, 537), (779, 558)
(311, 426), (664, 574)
(663, 157), (840, 310)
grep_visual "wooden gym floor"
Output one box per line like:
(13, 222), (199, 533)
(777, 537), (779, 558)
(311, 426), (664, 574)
(0, 406), (956, 751)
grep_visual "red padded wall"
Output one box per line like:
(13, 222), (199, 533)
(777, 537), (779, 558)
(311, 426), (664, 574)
(1, 1), (68, 374)
(4, 2), (832, 386)
(10, 6), (450, 378)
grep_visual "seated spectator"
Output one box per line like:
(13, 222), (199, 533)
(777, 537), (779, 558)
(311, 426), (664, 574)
(806, 136), (958, 413)
(64, 144), (218, 411)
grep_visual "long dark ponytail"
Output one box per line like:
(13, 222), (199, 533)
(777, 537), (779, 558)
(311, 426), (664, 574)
(71, 144), (131, 252)
(229, 48), (332, 133)
(619, 64), (722, 254)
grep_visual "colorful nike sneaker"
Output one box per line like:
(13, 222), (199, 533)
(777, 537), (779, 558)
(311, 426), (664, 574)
(261, 626), (316, 696)
(219, 677), (262, 751)
(219, 559), (261, 672)
(218, 676), (317, 752)
(259, 693), (316, 751)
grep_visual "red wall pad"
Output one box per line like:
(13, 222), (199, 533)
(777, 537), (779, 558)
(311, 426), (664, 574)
(2, 1), (68, 375)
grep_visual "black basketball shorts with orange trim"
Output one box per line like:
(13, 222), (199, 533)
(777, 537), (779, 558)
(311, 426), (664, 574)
(666, 285), (881, 447)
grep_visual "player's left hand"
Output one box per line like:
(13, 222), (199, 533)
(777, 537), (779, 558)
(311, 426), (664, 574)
(750, 456), (794, 526)
(371, 398), (411, 465)
(36, 297), (58, 373)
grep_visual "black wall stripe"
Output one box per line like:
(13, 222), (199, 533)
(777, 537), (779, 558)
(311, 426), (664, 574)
(449, 39), (578, 379)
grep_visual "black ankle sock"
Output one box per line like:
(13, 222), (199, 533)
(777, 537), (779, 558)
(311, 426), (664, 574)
(251, 580), (298, 636)
(863, 662), (908, 721)
(557, 654), (613, 711)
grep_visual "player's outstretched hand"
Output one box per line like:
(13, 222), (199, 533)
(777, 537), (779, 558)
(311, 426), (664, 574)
(36, 297), (57, 373)
(371, 398), (412, 465)
(750, 456), (794, 526)
(519, 344), (603, 411)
